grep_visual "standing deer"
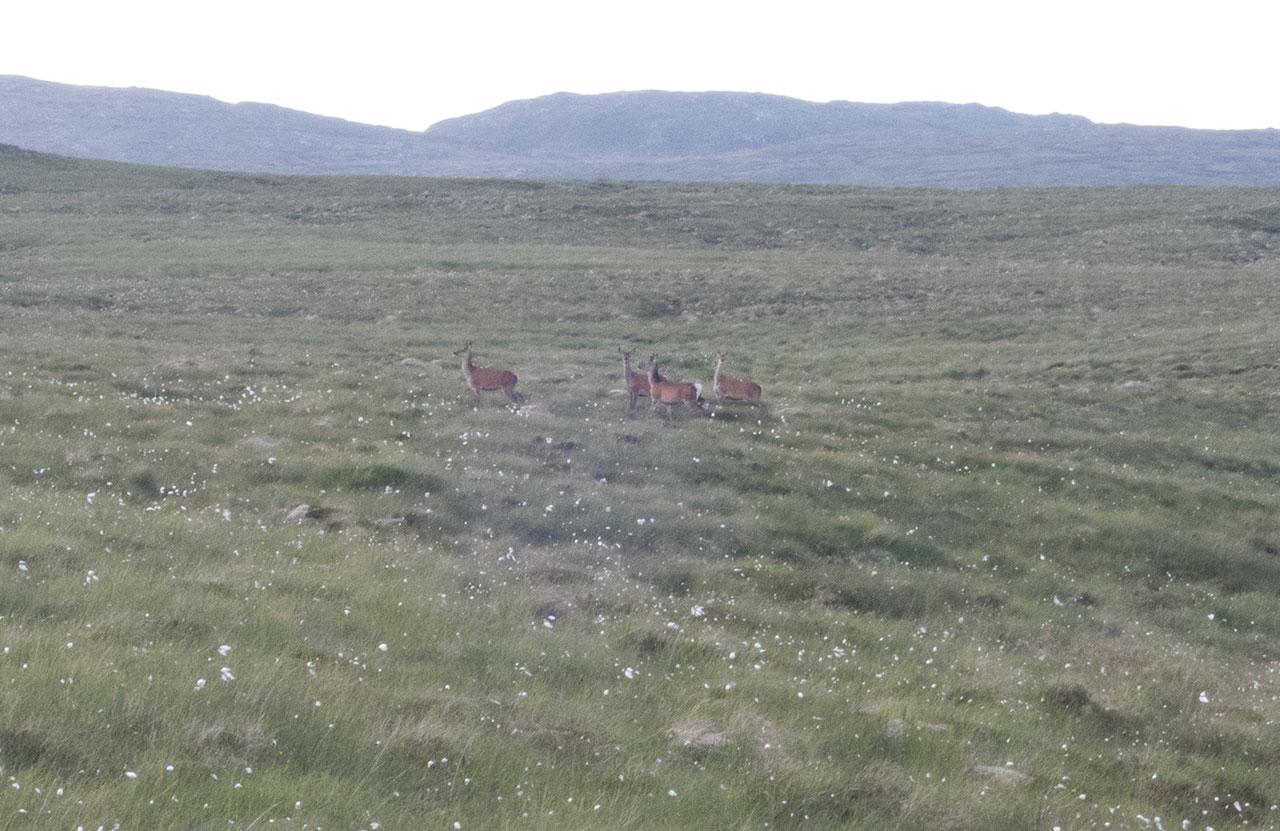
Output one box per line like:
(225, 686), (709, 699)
(713, 353), (764, 409)
(618, 348), (663, 410)
(454, 342), (525, 408)
(639, 356), (706, 420)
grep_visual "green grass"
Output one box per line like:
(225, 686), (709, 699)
(3, 145), (1280, 828)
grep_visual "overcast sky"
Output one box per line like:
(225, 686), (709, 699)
(5, 0), (1276, 132)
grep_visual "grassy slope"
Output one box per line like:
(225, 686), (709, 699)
(2, 147), (1280, 828)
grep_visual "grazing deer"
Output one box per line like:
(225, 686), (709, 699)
(619, 348), (663, 410)
(713, 353), (764, 409)
(639, 356), (706, 420)
(454, 342), (525, 408)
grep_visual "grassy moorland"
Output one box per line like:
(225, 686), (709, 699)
(2, 143), (1280, 829)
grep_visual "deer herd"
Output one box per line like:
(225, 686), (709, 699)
(453, 342), (764, 419)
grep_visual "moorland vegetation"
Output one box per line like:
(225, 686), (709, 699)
(2, 144), (1280, 829)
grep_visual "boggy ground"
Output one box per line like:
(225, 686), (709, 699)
(2, 147), (1280, 828)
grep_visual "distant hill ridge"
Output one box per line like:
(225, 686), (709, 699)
(3, 75), (1279, 186)
(423, 90), (1094, 156)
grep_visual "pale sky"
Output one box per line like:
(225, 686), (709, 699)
(5, 0), (1277, 131)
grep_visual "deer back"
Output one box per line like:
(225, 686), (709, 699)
(719, 373), (760, 397)
(469, 366), (518, 390)
(653, 378), (698, 404)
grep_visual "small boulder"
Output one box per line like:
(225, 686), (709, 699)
(973, 764), (1032, 785)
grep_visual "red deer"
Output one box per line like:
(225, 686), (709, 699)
(618, 348), (663, 410)
(713, 353), (764, 409)
(639, 356), (706, 420)
(454, 342), (524, 408)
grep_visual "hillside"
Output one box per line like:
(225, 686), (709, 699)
(3, 145), (1280, 829)
(4, 75), (1280, 186)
